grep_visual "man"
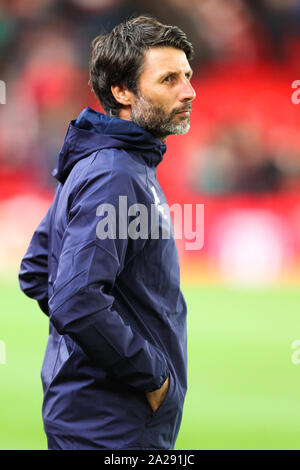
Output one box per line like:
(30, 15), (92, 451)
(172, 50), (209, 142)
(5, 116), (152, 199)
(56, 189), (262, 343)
(19, 15), (196, 450)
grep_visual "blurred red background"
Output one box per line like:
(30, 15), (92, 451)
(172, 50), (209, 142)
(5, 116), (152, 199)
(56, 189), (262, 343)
(1, 0), (300, 285)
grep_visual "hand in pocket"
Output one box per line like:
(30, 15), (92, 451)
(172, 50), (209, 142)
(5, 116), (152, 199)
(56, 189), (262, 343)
(145, 375), (170, 413)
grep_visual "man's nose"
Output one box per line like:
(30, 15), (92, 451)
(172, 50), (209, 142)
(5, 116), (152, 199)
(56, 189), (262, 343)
(179, 77), (196, 102)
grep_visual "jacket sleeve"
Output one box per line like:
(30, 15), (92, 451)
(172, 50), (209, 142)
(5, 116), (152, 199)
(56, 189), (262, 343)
(19, 207), (51, 316)
(47, 169), (169, 393)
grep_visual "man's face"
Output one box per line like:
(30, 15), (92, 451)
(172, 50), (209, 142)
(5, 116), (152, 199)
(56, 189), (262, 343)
(130, 47), (196, 141)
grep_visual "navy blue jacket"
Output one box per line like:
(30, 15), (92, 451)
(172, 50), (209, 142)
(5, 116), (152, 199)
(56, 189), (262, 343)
(19, 108), (187, 450)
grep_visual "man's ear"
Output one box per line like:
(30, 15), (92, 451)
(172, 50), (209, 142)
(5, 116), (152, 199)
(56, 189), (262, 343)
(110, 85), (134, 107)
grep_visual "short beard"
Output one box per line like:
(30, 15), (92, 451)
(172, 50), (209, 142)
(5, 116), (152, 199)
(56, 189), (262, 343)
(130, 92), (191, 140)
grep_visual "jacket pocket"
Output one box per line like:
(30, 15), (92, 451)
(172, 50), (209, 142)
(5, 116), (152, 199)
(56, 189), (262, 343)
(137, 371), (182, 449)
(148, 370), (175, 419)
(51, 335), (70, 380)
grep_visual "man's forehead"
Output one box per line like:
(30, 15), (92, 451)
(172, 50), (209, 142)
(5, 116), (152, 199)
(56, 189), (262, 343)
(142, 47), (191, 75)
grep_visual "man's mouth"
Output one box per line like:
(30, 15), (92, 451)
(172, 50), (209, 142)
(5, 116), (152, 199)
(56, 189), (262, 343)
(176, 110), (190, 116)
(175, 105), (192, 116)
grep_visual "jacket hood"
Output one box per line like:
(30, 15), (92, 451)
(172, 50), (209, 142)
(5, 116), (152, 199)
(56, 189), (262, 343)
(52, 107), (167, 184)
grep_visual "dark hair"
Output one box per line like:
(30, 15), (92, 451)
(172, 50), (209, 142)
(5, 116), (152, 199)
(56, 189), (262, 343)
(89, 15), (194, 116)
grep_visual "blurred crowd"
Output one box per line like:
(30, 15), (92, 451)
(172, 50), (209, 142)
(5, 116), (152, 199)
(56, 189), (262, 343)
(1, 0), (300, 191)
(191, 122), (300, 194)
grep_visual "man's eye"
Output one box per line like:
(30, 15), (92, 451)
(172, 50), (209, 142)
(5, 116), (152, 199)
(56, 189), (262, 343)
(163, 75), (176, 83)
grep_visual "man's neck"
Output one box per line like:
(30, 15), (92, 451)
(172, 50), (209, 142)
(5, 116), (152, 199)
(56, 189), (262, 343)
(117, 109), (167, 144)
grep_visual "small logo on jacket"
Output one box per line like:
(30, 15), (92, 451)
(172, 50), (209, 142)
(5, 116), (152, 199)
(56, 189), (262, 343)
(150, 186), (167, 220)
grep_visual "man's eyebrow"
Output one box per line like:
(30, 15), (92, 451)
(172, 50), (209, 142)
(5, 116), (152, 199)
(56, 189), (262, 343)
(158, 68), (193, 80)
